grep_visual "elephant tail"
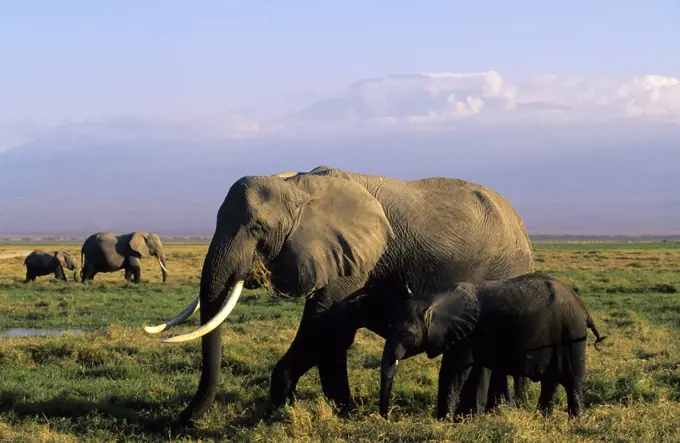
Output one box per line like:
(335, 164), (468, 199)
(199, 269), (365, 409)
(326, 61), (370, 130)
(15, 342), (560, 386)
(587, 315), (607, 351)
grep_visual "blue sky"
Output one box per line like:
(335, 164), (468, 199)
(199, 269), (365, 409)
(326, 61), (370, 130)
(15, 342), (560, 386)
(1, 1), (679, 149)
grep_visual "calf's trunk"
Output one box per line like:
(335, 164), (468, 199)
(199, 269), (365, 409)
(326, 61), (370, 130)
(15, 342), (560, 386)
(380, 341), (407, 418)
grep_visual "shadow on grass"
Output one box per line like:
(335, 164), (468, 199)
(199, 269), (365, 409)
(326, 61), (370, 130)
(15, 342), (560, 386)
(0, 389), (315, 440)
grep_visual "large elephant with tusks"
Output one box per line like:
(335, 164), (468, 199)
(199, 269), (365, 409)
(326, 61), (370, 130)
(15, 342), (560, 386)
(145, 166), (534, 426)
(81, 232), (168, 283)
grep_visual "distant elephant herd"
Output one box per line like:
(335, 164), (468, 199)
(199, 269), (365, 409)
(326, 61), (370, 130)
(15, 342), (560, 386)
(23, 231), (168, 284)
(15, 165), (609, 428)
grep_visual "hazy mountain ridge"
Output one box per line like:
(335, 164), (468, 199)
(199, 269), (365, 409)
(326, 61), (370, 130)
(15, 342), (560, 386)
(1, 127), (678, 236)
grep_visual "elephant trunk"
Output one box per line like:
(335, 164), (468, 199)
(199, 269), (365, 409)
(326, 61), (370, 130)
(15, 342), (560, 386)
(176, 298), (224, 426)
(169, 237), (251, 425)
(380, 340), (406, 418)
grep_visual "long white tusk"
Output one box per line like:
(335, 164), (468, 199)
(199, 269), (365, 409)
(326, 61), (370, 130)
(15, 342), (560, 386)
(158, 257), (168, 273)
(143, 295), (200, 334)
(161, 280), (245, 344)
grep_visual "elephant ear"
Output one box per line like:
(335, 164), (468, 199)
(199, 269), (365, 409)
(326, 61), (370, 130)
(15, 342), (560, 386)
(424, 284), (480, 359)
(272, 174), (394, 295)
(54, 252), (66, 267)
(129, 232), (150, 257)
(53, 252), (66, 277)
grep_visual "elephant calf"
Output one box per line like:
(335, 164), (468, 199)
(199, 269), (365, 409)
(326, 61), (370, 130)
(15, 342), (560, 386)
(24, 250), (78, 282)
(378, 272), (606, 420)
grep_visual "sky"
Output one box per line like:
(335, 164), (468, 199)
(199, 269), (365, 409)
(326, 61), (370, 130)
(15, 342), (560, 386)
(1, 1), (680, 236)
(1, 0), (679, 148)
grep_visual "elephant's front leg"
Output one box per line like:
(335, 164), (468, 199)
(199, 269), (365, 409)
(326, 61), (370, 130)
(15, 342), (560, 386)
(455, 365), (491, 418)
(127, 257), (142, 284)
(269, 276), (366, 411)
(54, 266), (66, 281)
(317, 332), (356, 413)
(436, 350), (473, 419)
(270, 301), (326, 407)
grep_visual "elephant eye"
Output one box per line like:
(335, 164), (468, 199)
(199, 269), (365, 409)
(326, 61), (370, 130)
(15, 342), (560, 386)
(249, 224), (267, 236)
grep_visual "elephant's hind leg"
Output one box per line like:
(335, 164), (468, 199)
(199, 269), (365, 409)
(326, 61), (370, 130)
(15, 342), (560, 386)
(455, 365), (491, 418)
(81, 264), (94, 283)
(563, 376), (585, 418)
(537, 379), (558, 416)
(486, 371), (512, 411)
(513, 376), (530, 407)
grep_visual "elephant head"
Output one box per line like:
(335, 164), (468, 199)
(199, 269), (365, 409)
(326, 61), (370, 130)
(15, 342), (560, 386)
(379, 284), (480, 416)
(145, 173), (393, 422)
(129, 232), (168, 282)
(55, 251), (79, 281)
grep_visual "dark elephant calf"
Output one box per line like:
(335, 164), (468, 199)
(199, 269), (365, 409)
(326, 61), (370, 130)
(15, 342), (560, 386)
(378, 272), (606, 420)
(24, 250), (79, 282)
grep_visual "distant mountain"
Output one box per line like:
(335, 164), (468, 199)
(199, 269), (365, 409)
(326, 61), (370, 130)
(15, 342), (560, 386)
(1, 123), (678, 237)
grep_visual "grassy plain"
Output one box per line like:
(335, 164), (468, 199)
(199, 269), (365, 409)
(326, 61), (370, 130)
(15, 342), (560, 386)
(1, 241), (680, 442)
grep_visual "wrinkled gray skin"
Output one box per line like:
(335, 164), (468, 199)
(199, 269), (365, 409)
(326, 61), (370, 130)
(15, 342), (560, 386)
(380, 272), (606, 420)
(80, 232), (168, 284)
(24, 250), (78, 282)
(172, 165), (533, 426)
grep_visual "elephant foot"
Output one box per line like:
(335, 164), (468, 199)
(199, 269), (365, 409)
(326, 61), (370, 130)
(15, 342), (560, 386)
(269, 361), (297, 409)
(169, 417), (196, 435)
(269, 387), (291, 409)
(175, 404), (209, 431)
(337, 398), (356, 417)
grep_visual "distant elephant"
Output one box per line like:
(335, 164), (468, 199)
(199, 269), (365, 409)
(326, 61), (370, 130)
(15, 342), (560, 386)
(80, 232), (168, 284)
(24, 250), (78, 282)
(379, 272), (606, 420)
(145, 165), (533, 427)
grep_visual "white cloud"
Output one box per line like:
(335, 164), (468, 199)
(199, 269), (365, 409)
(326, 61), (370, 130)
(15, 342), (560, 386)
(291, 71), (680, 128)
(6, 71), (680, 151)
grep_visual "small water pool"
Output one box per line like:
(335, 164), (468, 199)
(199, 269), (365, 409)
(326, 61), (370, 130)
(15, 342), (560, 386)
(0, 327), (85, 338)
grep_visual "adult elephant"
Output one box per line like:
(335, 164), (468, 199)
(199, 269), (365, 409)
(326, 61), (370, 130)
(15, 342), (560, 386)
(146, 165), (533, 426)
(24, 250), (79, 282)
(80, 232), (168, 283)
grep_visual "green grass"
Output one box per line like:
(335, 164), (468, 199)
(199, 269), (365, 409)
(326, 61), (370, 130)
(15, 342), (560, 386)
(2, 242), (680, 442)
